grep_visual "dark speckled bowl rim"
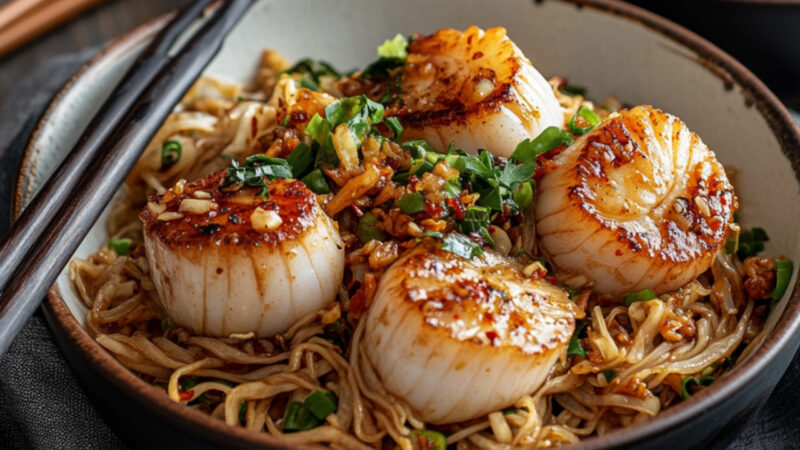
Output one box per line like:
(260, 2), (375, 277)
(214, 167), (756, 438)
(13, 0), (800, 448)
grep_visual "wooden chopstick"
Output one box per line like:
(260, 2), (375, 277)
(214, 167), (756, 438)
(0, 0), (50, 30)
(0, 0), (254, 357)
(0, 0), (109, 59)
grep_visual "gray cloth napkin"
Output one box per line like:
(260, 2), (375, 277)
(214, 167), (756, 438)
(0, 50), (798, 450)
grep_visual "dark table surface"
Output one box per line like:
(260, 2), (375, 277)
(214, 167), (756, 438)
(1, 0), (799, 448)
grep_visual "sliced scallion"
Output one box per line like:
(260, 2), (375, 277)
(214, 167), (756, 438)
(161, 140), (182, 168)
(567, 321), (588, 357)
(601, 369), (618, 382)
(623, 289), (656, 306)
(569, 106), (601, 136)
(511, 126), (574, 163)
(108, 237), (132, 256)
(282, 401), (319, 432)
(409, 430), (446, 450)
(357, 212), (386, 244)
(304, 390), (338, 421)
(771, 258), (794, 300)
(512, 181), (534, 209)
(286, 142), (314, 178)
(398, 192), (425, 214)
(680, 376), (700, 400)
(301, 170), (330, 194)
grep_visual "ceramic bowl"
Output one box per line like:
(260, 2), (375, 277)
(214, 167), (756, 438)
(14, 0), (800, 448)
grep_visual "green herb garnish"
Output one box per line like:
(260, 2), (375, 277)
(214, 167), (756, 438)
(398, 192), (425, 214)
(225, 154), (292, 191)
(301, 170), (330, 194)
(357, 212), (386, 244)
(569, 106), (601, 135)
(772, 257), (794, 300)
(601, 369), (618, 382)
(108, 237), (132, 256)
(567, 320), (588, 358)
(409, 430), (446, 450)
(282, 390), (339, 432)
(624, 289), (656, 306)
(361, 34), (408, 79)
(283, 59), (343, 91)
(734, 226), (769, 259)
(286, 143), (314, 178)
(511, 126), (574, 163)
(160, 140), (182, 168)
(441, 233), (484, 260)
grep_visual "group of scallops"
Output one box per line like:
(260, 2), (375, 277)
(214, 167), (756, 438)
(140, 26), (736, 424)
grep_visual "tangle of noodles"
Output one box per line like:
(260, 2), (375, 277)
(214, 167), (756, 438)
(67, 49), (783, 449)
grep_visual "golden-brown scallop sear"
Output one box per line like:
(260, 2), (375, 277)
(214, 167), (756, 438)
(140, 172), (344, 337)
(389, 26), (563, 158)
(363, 242), (579, 424)
(536, 105), (738, 298)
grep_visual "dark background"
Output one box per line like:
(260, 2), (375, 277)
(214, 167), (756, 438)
(1, 0), (799, 448)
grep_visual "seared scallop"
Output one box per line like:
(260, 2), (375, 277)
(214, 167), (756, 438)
(536, 105), (738, 297)
(363, 241), (579, 424)
(390, 26), (563, 158)
(140, 172), (344, 337)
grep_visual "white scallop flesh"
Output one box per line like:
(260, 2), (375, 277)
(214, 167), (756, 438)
(141, 174), (345, 337)
(391, 26), (563, 158)
(363, 242), (579, 424)
(535, 105), (737, 298)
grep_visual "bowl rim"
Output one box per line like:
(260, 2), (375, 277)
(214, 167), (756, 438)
(13, 0), (800, 448)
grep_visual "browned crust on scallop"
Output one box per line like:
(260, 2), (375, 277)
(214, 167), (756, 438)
(567, 106), (738, 263)
(389, 28), (522, 129)
(140, 172), (318, 249)
(388, 246), (575, 354)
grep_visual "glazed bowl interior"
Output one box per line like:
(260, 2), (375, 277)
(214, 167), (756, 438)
(15, 0), (800, 448)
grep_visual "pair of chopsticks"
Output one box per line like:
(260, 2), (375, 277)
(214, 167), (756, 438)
(0, 0), (254, 357)
(0, 0), (107, 59)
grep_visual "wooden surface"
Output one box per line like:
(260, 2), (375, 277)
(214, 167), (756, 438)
(0, 0), (189, 105)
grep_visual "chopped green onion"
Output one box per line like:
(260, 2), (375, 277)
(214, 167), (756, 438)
(409, 430), (446, 450)
(736, 226), (769, 259)
(377, 34), (408, 59)
(301, 170), (330, 194)
(225, 154), (293, 188)
(680, 376), (701, 400)
(700, 374), (716, 386)
(160, 140), (182, 168)
(286, 142), (314, 178)
(752, 227), (769, 242)
(513, 181), (534, 210)
(444, 181), (462, 198)
(559, 84), (586, 97)
(239, 401), (247, 424)
(502, 408), (518, 416)
(357, 212), (386, 244)
(601, 369), (618, 382)
(282, 401), (320, 432)
(108, 237), (132, 256)
(385, 116), (403, 139)
(567, 321), (588, 357)
(569, 106), (601, 135)
(771, 258), (794, 300)
(624, 289), (656, 306)
(458, 206), (491, 235)
(281, 115), (290, 127)
(304, 390), (338, 421)
(441, 233), (484, 260)
(398, 192), (425, 214)
(511, 126), (574, 163)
